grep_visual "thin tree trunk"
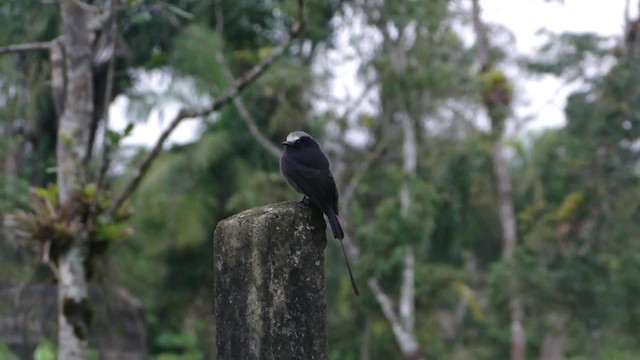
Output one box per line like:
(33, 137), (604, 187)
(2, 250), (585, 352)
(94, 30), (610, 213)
(366, 113), (423, 360)
(57, 0), (94, 358)
(368, 279), (424, 360)
(360, 316), (372, 360)
(363, 3), (423, 353)
(493, 143), (518, 260)
(493, 136), (526, 360)
(471, 0), (526, 358)
(399, 112), (416, 336)
(539, 311), (569, 360)
(2, 119), (18, 245)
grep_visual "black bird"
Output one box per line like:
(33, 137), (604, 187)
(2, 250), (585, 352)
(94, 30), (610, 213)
(280, 131), (359, 296)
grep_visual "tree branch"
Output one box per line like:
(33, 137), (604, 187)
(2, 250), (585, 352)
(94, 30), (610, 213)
(340, 136), (388, 211)
(50, 40), (65, 116)
(471, 1), (526, 359)
(624, 0), (631, 34)
(368, 278), (401, 330)
(399, 249), (415, 333)
(338, 80), (376, 127)
(368, 278), (422, 359)
(215, 54), (282, 158)
(105, 0), (305, 217)
(214, 0), (282, 159)
(0, 41), (53, 55)
(0, 2), (117, 56)
(70, 0), (98, 12)
(90, 0), (118, 225)
(336, 131), (390, 262)
(471, 0), (490, 69)
(88, 8), (113, 32)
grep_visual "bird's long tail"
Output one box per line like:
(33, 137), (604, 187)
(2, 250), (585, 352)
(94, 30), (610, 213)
(326, 208), (359, 296)
(327, 208), (344, 239)
(339, 239), (360, 296)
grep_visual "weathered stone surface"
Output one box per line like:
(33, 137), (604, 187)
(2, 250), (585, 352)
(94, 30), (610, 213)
(214, 201), (327, 360)
(0, 282), (146, 359)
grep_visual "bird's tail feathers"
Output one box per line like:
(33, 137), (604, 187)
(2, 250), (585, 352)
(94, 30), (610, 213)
(326, 208), (360, 296)
(326, 208), (344, 239)
(339, 239), (360, 296)
(325, 208), (358, 296)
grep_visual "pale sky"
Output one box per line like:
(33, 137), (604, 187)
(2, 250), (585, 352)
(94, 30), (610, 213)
(483, 0), (631, 132)
(111, 0), (633, 147)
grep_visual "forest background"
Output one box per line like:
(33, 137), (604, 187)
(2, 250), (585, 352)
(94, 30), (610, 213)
(1, 0), (639, 359)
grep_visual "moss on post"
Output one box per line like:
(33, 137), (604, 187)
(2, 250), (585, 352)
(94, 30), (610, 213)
(214, 201), (328, 360)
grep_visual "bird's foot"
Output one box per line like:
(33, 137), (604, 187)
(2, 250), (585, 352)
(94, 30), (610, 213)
(298, 196), (310, 204)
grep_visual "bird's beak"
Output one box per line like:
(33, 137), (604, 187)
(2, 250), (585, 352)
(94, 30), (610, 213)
(282, 141), (291, 147)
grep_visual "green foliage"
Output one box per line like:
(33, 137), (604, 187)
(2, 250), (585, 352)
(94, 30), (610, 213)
(15, 183), (132, 244)
(595, 349), (640, 360)
(356, 179), (437, 279)
(524, 31), (612, 80)
(478, 69), (513, 131)
(0, 174), (29, 212)
(256, 63), (315, 131)
(154, 326), (205, 360)
(106, 123), (136, 147)
(5, 0), (640, 358)
(171, 25), (226, 92)
(33, 340), (55, 360)
(12, 183), (132, 279)
(14, 185), (75, 248)
(0, 343), (18, 360)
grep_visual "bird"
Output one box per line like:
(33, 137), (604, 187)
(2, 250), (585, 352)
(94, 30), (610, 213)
(280, 131), (359, 296)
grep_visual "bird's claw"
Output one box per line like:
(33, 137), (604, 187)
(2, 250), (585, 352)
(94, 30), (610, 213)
(298, 196), (310, 204)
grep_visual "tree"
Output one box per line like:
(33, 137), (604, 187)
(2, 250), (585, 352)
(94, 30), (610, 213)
(470, 0), (525, 359)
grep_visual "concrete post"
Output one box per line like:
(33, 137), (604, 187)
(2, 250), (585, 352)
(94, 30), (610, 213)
(214, 201), (327, 360)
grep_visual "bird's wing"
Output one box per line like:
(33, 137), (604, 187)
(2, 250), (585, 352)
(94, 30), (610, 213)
(285, 160), (339, 208)
(289, 147), (331, 171)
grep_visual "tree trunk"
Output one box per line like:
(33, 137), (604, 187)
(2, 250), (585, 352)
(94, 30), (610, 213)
(368, 279), (424, 360)
(399, 112), (417, 336)
(57, 0), (94, 358)
(367, 9), (423, 352)
(366, 112), (424, 360)
(360, 317), (372, 360)
(2, 128), (17, 245)
(539, 311), (569, 360)
(492, 142), (526, 360)
(470, 0), (526, 356)
(493, 143), (517, 260)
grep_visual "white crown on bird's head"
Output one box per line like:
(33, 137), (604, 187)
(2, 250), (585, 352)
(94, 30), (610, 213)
(286, 131), (312, 143)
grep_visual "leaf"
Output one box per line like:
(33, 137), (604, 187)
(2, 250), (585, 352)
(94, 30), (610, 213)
(0, 342), (18, 360)
(359, 114), (376, 127)
(32, 185), (58, 206)
(123, 123), (135, 137)
(84, 183), (96, 200)
(130, 10), (152, 25)
(33, 340), (56, 360)
(555, 191), (584, 221)
(455, 282), (484, 320)
(106, 129), (122, 145)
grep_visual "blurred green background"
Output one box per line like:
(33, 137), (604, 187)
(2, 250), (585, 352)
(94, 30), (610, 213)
(1, 0), (639, 359)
